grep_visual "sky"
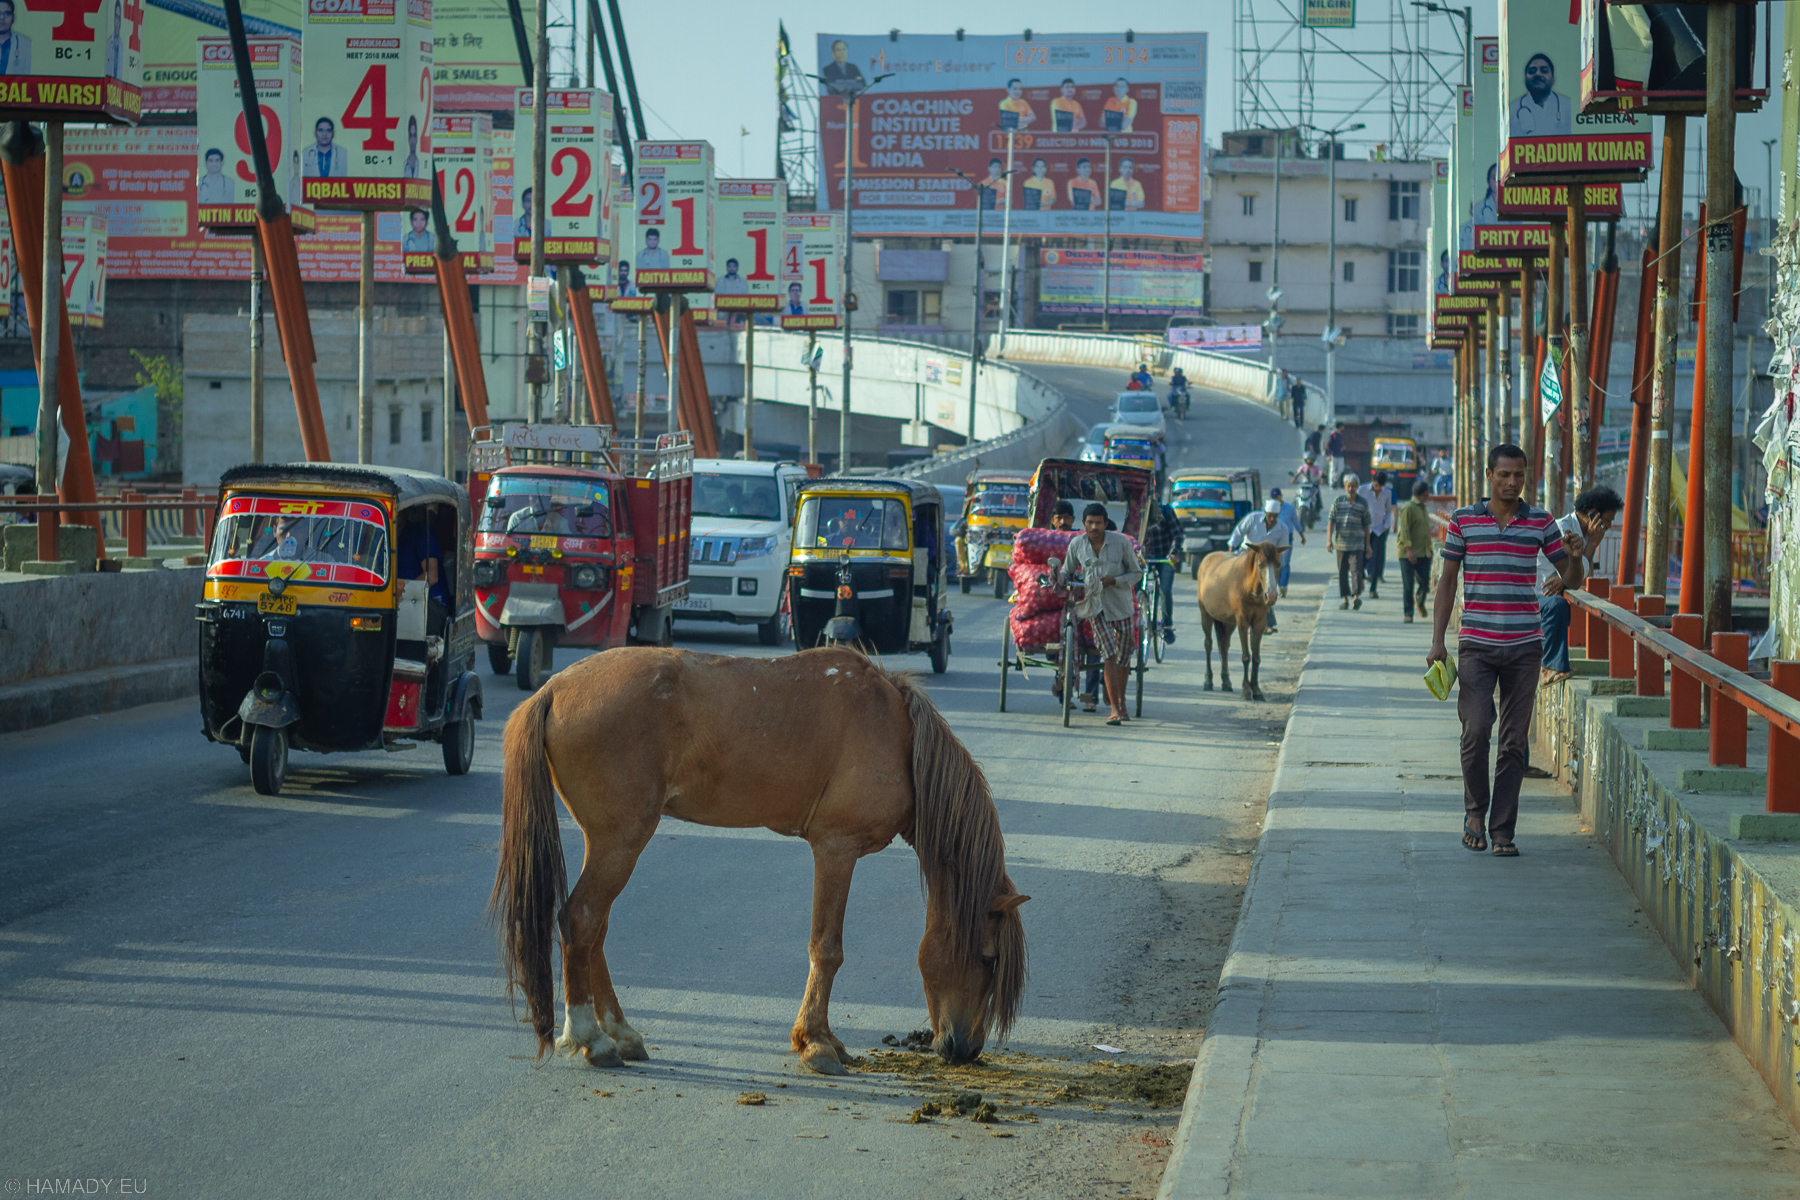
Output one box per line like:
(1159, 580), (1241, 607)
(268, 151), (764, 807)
(602, 1), (1782, 215)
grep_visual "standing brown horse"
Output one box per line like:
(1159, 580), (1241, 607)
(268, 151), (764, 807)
(491, 646), (1028, 1075)
(1196, 541), (1284, 701)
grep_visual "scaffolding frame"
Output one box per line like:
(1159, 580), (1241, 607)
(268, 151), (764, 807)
(776, 22), (819, 210)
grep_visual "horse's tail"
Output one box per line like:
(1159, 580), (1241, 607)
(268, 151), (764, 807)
(893, 673), (1026, 1040)
(489, 682), (569, 1055)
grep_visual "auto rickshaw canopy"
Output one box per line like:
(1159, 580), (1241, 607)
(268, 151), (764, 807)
(793, 477), (946, 557)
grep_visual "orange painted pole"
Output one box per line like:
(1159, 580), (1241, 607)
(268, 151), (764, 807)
(1709, 632), (1749, 768)
(256, 215), (331, 461)
(1670, 612), (1704, 729)
(678, 306), (718, 457)
(1679, 205), (1707, 617)
(1635, 594), (1666, 696)
(568, 284), (614, 427)
(1769, 660), (1800, 814)
(1618, 242), (1656, 585)
(433, 254), (490, 430)
(0, 140), (103, 554)
(1585, 241), (1619, 486)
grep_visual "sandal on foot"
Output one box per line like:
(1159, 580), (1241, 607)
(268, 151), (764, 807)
(1105, 715), (1124, 726)
(1492, 841), (1520, 857)
(1462, 818), (1488, 853)
(1082, 700), (1098, 713)
(1522, 765), (1553, 779)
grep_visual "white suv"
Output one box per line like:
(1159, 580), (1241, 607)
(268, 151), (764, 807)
(678, 459), (809, 644)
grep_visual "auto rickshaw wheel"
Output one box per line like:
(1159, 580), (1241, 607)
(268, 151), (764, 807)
(249, 725), (288, 796)
(442, 714), (475, 775)
(515, 628), (550, 691)
(992, 568), (1010, 600)
(929, 622), (949, 674)
(487, 643), (512, 675)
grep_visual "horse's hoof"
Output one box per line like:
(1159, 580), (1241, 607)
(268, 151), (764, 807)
(554, 1034), (584, 1058)
(1203, 680), (1213, 692)
(603, 1017), (650, 1061)
(583, 1042), (624, 1069)
(801, 1045), (849, 1076)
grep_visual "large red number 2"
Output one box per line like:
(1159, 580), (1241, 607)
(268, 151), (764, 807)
(454, 167), (476, 232)
(669, 196), (701, 255)
(809, 256), (832, 306)
(341, 64), (398, 151)
(637, 179), (662, 218)
(550, 148), (592, 217)
(233, 105), (282, 185)
(745, 227), (774, 281)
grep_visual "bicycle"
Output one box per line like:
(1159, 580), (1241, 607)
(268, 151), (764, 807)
(1139, 558), (1175, 665)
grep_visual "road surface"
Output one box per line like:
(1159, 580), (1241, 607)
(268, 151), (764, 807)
(0, 372), (1313, 1199)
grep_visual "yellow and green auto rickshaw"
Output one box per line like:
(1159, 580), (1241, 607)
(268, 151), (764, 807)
(1169, 466), (1263, 577)
(1371, 435), (1419, 497)
(786, 478), (953, 672)
(956, 469), (1031, 597)
(1102, 424), (1165, 481)
(197, 463), (482, 796)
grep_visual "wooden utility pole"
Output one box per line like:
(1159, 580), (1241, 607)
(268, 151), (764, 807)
(1566, 189), (1590, 496)
(1519, 265), (1537, 486)
(1701, 2), (1737, 638)
(358, 211), (374, 463)
(1618, 240), (1658, 586)
(1498, 279), (1513, 447)
(1544, 218), (1567, 512)
(1645, 117), (1685, 596)
(249, 237), (265, 462)
(35, 123), (62, 497)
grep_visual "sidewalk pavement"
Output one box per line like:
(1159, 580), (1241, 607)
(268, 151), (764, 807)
(1160, 593), (1800, 1199)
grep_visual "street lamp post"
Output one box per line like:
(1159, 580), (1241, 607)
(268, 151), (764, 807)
(1102, 133), (1114, 333)
(1308, 120), (1364, 427)
(953, 158), (1018, 444)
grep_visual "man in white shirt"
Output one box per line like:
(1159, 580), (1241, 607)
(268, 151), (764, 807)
(1360, 470), (1396, 601)
(1537, 484), (1622, 685)
(1229, 500), (1293, 633)
(1509, 53), (1572, 136)
(197, 149), (233, 203)
(0, 0), (33, 76)
(303, 118), (348, 178)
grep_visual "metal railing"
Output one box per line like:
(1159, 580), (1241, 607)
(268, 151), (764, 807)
(1, 489), (218, 564)
(1565, 579), (1800, 814)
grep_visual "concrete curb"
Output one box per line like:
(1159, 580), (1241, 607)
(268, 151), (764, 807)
(0, 657), (194, 734)
(1156, 593), (1322, 1200)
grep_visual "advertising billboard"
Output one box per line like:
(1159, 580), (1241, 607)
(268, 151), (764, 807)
(432, 0), (522, 111)
(0, 0), (146, 123)
(609, 177), (652, 312)
(408, 112), (493, 273)
(633, 140), (714, 291)
(194, 36), (305, 232)
(780, 212), (840, 330)
(1036, 248), (1205, 317)
(300, 0), (435, 211)
(1499, 0), (1650, 184)
(713, 179), (785, 312)
(141, 0), (299, 113)
(1578, 0), (1757, 115)
(1496, 179), (1621, 218)
(814, 31), (1204, 239)
(61, 212), (107, 328)
(1454, 37), (1499, 268)
(513, 87), (611, 264)
(1430, 158), (1448, 297)
(1169, 325), (1261, 353)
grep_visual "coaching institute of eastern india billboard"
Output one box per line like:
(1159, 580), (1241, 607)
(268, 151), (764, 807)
(1499, 0), (1649, 185)
(815, 31), (1204, 238)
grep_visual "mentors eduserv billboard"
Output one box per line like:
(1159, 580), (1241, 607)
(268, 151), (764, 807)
(815, 31), (1204, 239)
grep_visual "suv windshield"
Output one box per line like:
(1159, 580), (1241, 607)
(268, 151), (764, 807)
(796, 495), (911, 551)
(693, 472), (783, 520)
(480, 475), (612, 538)
(1117, 394), (1160, 415)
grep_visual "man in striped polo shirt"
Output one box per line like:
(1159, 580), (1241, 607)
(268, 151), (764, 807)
(1428, 444), (1581, 857)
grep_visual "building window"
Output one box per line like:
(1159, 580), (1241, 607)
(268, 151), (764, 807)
(1387, 313), (1421, 337)
(982, 289), (1003, 322)
(1342, 197), (1358, 223)
(388, 409), (401, 445)
(1343, 260), (1355, 283)
(1389, 180), (1420, 221)
(1387, 249), (1421, 293)
(421, 407), (434, 442)
(1241, 194), (1256, 216)
(885, 288), (942, 325)
(1248, 260), (1264, 282)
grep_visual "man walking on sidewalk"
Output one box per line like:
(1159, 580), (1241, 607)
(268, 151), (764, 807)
(1327, 472), (1371, 611)
(1325, 423), (1346, 485)
(1395, 479), (1432, 622)
(1360, 469), (1396, 601)
(1429, 444), (1581, 857)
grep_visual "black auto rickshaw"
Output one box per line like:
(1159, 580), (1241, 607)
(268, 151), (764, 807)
(957, 469), (1031, 598)
(786, 478), (953, 672)
(197, 463), (483, 795)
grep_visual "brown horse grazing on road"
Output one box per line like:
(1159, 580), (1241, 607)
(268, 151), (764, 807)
(1196, 542), (1284, 701)
(491, 646), (1028, 1075)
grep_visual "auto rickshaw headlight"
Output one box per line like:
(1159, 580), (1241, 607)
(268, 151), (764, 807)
(472, 560), (500, 586)
(571, 564), (601, 590)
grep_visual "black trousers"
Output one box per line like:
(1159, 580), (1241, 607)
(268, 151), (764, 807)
(1364, 532), (1389, 585)
(1398, 554), (1430, 611)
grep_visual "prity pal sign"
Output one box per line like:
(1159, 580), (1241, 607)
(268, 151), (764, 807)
(633, 139), (714, 291)
(300, 0), (434, 211)
(194, 36), (306, 232)
(404, 111), (492, 274)
(1499, 0), (1649, 185)
(713, 178), (785, 312)
(513, 88), (612, 265)
(0, 0), (145, 122)
(780, 212), (840, 331)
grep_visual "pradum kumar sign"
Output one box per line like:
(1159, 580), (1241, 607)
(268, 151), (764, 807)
(301, 0), (434, 210)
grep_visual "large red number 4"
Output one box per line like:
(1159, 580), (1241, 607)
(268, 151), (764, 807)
(745, 227), (774, 281)
(669, 196), (701, 255)
(550, 148), (592, 217)
(809, 257), (832, 306)
(341, 64), (398, 151)
(783, 242), (801, 276)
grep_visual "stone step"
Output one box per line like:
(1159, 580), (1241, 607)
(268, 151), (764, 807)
(1590, 677), (1635, 696)
(1569, 656), (1610, 677)
(1729, 813), (1800, 842)
(1614, 696), (1671, 718)
(1645, 728), (1708, 752)
(1678, 766), (1767, 794)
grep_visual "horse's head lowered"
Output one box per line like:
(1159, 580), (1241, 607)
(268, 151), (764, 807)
(918, 878), (1029, 1063)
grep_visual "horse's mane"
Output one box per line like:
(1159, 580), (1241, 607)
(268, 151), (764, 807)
(887, 670), (1026, 1040)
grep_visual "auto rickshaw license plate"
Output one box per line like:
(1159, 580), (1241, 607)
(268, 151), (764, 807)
(529, 535), (558, 550)
(257, 593), (297, 615)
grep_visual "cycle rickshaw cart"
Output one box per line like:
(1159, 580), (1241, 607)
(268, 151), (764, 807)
(997, 458), (1157, 726)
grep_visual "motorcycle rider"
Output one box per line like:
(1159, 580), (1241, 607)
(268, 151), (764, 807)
(1131, 363), (1153, 390)
(1168, 367), (1189, 416)
(1291, 453), (1324, 527)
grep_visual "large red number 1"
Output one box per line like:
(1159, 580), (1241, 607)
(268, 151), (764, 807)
(669, 196), (701, 255)
(341, 64), (398, 151)
(745, 227), (774, 281)
(809, 256), (832, 306)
